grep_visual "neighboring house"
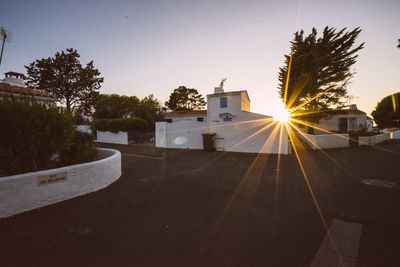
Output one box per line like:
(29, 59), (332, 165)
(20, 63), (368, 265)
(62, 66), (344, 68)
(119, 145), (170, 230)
(0, 71), (54, 105)
(315, 104), (368, 134)
(156, 86), (289, 154)
(295, 104), (369, 134)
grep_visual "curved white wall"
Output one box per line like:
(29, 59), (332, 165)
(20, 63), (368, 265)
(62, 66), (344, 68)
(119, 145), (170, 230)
(0, 148), (121, 218)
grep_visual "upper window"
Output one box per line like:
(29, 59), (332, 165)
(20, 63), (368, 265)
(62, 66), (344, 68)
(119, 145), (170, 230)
(220, 97), (227, 108)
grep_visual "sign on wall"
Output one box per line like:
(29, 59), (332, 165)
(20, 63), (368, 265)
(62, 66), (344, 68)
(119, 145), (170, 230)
(38, 172), (68, 186)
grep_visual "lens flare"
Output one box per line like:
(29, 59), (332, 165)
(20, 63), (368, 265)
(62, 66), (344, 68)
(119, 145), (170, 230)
(273, 107), (291, 123)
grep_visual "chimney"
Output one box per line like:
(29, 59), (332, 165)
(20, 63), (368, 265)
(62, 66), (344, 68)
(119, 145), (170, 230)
(2, 72), (27, 87)
(214, 86), (224, 94)
(349, 104), (357, 110)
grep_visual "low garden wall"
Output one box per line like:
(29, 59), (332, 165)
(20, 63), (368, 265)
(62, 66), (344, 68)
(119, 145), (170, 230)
(359, 133), (390, 146)
(75, 124), (92, 134)
(0, 148), (121, 218)
(390, 130), (400, 139)
(97, 130), (128, 144)
(301, 133), (349, 150)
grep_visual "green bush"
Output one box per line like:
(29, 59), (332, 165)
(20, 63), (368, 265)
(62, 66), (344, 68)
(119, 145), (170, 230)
(59, 131), (97, 165)
(0, 98), (97, 176)
(92, 118), (109, 131)
(93, 117), (148, 133)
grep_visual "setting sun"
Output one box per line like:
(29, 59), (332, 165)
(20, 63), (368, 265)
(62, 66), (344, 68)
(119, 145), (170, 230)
(273, 107), (291, 123)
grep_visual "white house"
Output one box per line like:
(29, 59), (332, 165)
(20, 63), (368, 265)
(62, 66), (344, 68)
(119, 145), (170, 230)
(0, 71), (54, 105)
(156, 86), (289, 154)
(294, 104), (370, 134)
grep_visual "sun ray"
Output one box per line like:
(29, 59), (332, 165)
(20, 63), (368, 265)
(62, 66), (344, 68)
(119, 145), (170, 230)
(287, 125), (344, 264)
(283, 52), (293, 106)
(196, 122), (284, 261)
(287, 121), (353, 174)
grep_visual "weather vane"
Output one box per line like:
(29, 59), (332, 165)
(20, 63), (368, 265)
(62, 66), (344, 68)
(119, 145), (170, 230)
(219, 77), (227, 88)
(347, 95), (359, 105)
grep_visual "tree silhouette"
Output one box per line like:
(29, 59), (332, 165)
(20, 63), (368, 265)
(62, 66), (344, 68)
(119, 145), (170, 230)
(278, 27), (364, 113)
(94, 94), (140, 119)
(26, 48), (103, 115)
(371, 93), (400, 129)
(165, 86), (206, 111)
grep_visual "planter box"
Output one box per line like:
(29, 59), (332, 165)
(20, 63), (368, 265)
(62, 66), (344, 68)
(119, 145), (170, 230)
(0, 148), (121, 218)
(97, 130), (128, 144)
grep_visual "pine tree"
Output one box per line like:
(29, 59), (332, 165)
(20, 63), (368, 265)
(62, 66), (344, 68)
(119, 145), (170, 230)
(278, 27), (364, 113)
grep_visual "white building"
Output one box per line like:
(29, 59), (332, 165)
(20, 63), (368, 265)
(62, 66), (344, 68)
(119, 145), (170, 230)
(156, 86), (289, 154)
(0, 72), (54, 105)
(295, 104), (369, 134)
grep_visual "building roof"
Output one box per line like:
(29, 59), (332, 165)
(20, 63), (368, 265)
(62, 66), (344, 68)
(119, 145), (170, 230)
(207, 90), (250, 101)
(165, 110), (207, 118)
(333, 109), (366, 115)
(4, 71), (26, 79)
(0, 82), (53, 99)
(292, 108), (366, 119)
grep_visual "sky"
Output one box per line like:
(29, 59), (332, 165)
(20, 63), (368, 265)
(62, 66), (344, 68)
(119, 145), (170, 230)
(0, 0), (399, 116)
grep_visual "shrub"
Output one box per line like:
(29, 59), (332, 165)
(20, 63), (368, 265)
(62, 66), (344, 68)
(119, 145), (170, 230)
(59, 131), (97, 165)
(0, 97), (97, 176)
(92, 118), (109, 131)
(93, 117), (148, 133)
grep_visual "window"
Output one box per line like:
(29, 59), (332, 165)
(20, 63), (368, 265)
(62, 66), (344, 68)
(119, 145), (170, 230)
(166, 119), (172, 123)
(223, 115), (232, 122)
(197, 117), (204, 122)
(220, 97), (227, 108)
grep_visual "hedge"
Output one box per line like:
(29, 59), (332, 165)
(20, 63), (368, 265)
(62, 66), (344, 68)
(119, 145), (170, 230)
(92, 117), (148, 133)
(0, 97), (97, 176)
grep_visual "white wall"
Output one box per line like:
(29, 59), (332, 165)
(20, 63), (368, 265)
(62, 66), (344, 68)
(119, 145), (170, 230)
(210, 113), (288, 154)
(0, 148), (121, 218)
(155, 122), (167, 148)
(207, 94), (243, 122)
(359, 133), (390, 145)
(75, 125), (92, 134)
(156, 112), (289, 154)
(391, 130), (400, 139)
(165, 120), (209, 150)
(299, 133), (349, 150)
(97, 131), (128, 145)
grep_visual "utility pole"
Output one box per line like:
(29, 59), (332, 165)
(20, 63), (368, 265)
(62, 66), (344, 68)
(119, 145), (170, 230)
(0, 26), (10, 67)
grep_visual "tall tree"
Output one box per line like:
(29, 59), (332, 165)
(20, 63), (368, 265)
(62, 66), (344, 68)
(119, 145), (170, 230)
(165, 86), (206, 111)
(25, 48), (103, 115)
(371, 92), (400, 129)
(94, 94), (140, 119)
(278, 27), (364, 113)
(136, 94), (164, 128)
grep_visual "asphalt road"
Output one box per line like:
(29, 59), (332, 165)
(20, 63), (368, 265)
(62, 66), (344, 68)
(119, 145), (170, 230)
(1, 141), (400, 266)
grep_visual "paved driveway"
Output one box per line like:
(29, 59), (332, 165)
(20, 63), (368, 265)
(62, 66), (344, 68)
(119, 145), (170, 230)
(1, 141), (400, 266)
